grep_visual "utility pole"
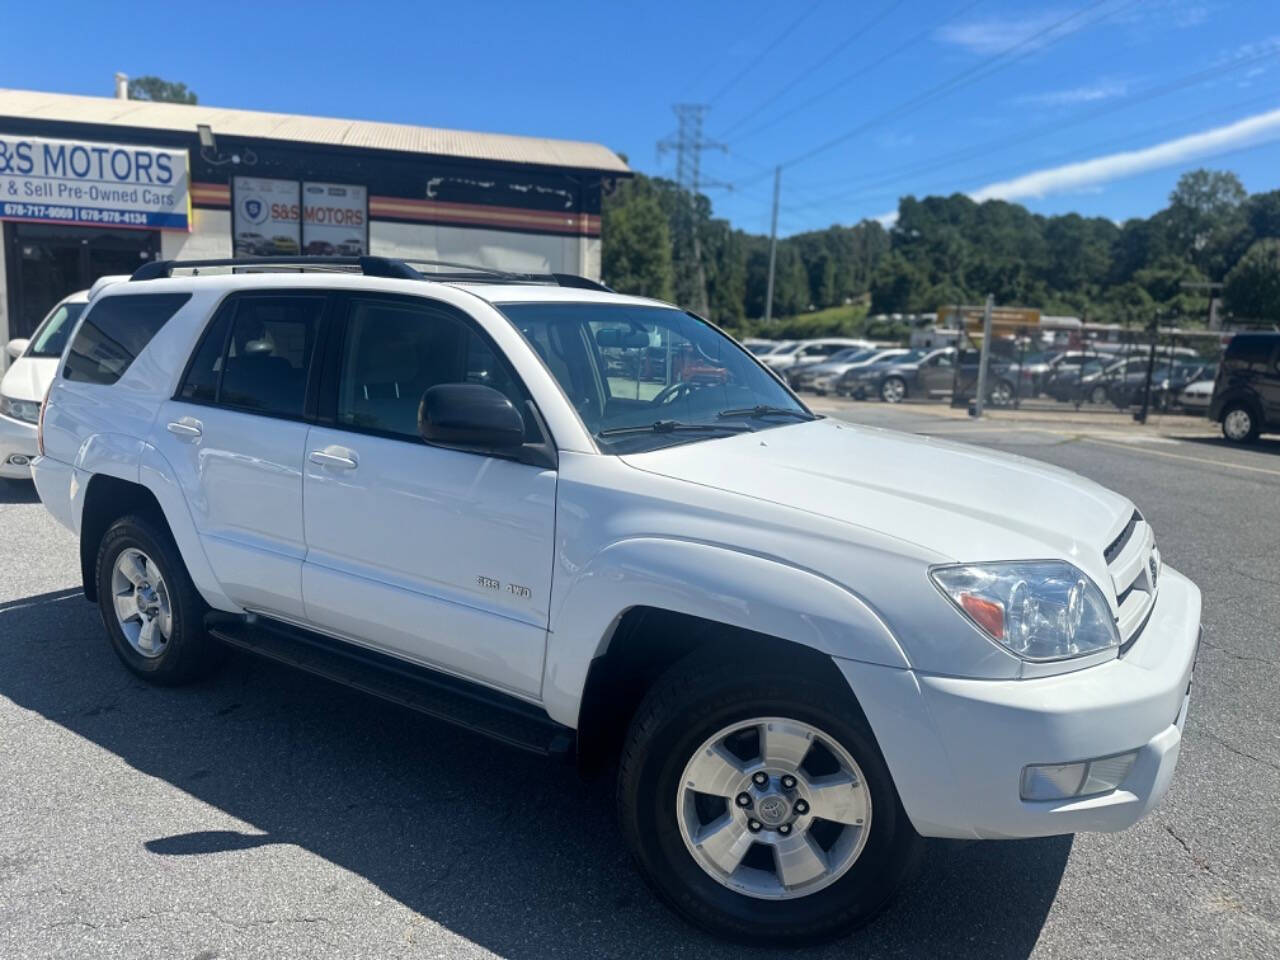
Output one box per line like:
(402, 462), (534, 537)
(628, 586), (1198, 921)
(972, 294), (994, 418)
(1180, 280), (1224, 330)
(657, 104), (726, 316)
(764, 165), (781, 324)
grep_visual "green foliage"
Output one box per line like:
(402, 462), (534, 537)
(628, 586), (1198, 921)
(127, 76), (198, 104)
(601, 167), (1272, 330)
(1224, 239), (1280, 322)
(600, 177), (674, 301)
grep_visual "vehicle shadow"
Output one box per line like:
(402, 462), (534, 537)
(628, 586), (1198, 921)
(0, 478), (39, 504)
(0, 590), (1070, 959)
(1177, 434), (1280, 457)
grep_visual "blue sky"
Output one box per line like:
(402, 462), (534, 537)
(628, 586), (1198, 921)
(3, 0), (1278, 236)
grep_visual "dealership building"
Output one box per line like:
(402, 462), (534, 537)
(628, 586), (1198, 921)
(0, 86), (629, 343)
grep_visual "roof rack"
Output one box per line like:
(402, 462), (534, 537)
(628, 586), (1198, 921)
(129, 256), (612, 291)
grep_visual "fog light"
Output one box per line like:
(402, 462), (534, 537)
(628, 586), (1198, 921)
(1021, 750), (1138, 801)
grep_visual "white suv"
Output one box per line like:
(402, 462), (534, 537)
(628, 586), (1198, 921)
(33, 257), (1201, 945)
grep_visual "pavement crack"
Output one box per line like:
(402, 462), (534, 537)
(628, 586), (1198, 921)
(1199, 730), (1280, 774)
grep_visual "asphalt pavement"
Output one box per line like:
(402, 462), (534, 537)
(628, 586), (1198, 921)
(1, 406), (1277, 959)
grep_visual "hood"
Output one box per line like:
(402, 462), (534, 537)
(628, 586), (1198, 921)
(0, 357), (58, 403)
(620, 418), (1131, 580)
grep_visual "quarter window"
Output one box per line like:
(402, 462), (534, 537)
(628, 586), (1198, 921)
(64, 293), (191, 385)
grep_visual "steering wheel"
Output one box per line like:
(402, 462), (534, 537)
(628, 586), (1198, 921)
(651, 380), (696, 406)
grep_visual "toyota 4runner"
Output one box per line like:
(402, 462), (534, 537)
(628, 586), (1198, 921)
(32, 256), (1202, 945)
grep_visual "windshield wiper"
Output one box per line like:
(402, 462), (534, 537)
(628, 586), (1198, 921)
(598, 420), (752, 437)
(716, 405), (813, 421)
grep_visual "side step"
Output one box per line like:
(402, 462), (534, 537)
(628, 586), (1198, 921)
(205, 612), (574, 760)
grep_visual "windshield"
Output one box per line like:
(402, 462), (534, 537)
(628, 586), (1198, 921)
(26, 300), (86, 358)
(745, 342), (775, 355)
(828, 348), (869, 363)
(499, 303), (812, 453)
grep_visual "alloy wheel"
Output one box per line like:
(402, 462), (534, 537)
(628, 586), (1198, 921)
(1223, 408), (1253, 441)
(111, 547), (173, 658)
(676, 717), (872, 901)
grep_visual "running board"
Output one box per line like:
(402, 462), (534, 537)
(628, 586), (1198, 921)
(205, 612), (574, 760)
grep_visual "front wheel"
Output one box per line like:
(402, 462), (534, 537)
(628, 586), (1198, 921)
(880, 377), (907, 404)
(1222, 404), (1260, 444)
(1089, 384), (1109, 405)
(618, 655), (920, 945)
(988, 379), (1014, 407)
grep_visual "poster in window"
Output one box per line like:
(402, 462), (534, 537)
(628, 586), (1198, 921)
(232, 177), (300, 256)
(302, 182), (367, 256)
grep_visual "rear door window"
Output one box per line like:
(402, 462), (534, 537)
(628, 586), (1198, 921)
(175, 294), (326, 418)
(63, 293), (191, 385)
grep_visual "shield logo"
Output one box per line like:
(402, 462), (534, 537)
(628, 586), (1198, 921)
(242, 197), (267, 224)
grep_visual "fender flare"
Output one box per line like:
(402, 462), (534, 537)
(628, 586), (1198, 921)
(542, 537), (910, 728)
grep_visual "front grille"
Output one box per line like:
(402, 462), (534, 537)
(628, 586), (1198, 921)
(1104, 510), (1142, 564)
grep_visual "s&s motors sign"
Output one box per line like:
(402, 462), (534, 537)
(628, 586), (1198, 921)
(0, 134), (190, 231)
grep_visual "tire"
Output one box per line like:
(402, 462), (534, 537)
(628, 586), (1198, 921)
(1221, 403), (1260, 444)
(880, 377), (907, 404)
(95, 514), (225, 685)
(1089, 384), (1109, 405)
(988, 379), (1014, 407)
(617, 651), (921, 945)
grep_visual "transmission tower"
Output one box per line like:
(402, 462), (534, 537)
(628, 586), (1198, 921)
(657, 104), (726, 315)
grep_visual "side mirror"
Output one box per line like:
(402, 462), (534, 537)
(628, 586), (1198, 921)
(419, 383), (525, 450)
(6, 338), (29, 360)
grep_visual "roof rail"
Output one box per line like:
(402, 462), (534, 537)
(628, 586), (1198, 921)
(130, 256), (422, 282)
(129, 256), (615, 292)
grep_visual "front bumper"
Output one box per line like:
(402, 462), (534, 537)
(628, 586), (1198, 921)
(837, 565), (1201, 839)
(0, 411), (38, 479)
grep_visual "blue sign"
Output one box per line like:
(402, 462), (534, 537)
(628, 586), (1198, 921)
(0, 133), (190, 231)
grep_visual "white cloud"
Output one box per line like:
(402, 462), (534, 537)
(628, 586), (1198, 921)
(1016, 79), (1130, 107)
(937, 12), (1069, 55)
(968, 107), (1280, 203)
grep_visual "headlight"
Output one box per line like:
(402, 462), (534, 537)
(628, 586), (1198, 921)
(930, 561), (1119, 661)
(0, 394), (40, 424)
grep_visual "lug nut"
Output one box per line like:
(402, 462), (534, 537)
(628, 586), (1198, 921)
(747, 819), (762, 833)
(778, 823), (792, 835)
(780, 774), (797, 790)
(735, 792), (752, 808)
(793, 799), (809, 815)
(752, 771), (769, 787)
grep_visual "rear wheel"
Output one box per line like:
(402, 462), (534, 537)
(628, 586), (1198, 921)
(618, 654), (920, 945)
(1222, 404), (1260, 444)
(988, 379), (1014, 407)
(95, 515), (225, 684)
(1089, 383), (1109, 405)
(880, 377), (907, 404)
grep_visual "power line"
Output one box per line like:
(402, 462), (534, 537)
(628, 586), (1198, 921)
(779, 0), (1128, 169)
(776, 51), (1280, 214)
(657, 104), (728, 314)
(716, 0), (914, 138)
(778, 92), (1280, 225)
(725, 0), (987, 143)
(704, 0), (825, 107)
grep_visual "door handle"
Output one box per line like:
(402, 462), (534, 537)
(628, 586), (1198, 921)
(166, 418), (202, 439)
(309, 448), (359, 470)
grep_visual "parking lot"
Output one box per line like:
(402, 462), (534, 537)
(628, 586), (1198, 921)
(1, 405), (1278, 960)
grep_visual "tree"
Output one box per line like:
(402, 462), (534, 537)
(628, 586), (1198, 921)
(127, 76), (198, 104)
(601, 177), (674, 301)
(1223, 238), (1280, 322)
(1166, 169), (1246, 276)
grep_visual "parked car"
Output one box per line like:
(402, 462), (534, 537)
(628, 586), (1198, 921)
(234, 232), (274, 256)
(1179, 378), (1215, 414)
(1209, 332), (1280, 443)
(787, 347), (871, 390)
(335, 237), (365, 256)
(1, 277), (127, 479)
(271, 235), (301, 255)
(758, 338), (872, 373)
(740, 338), (777, 356)
(797, 348), (909, 396)
(304, 240), (336, 256)
(32, 255), (1201, 945)
(1108, 361), (1215, 411)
